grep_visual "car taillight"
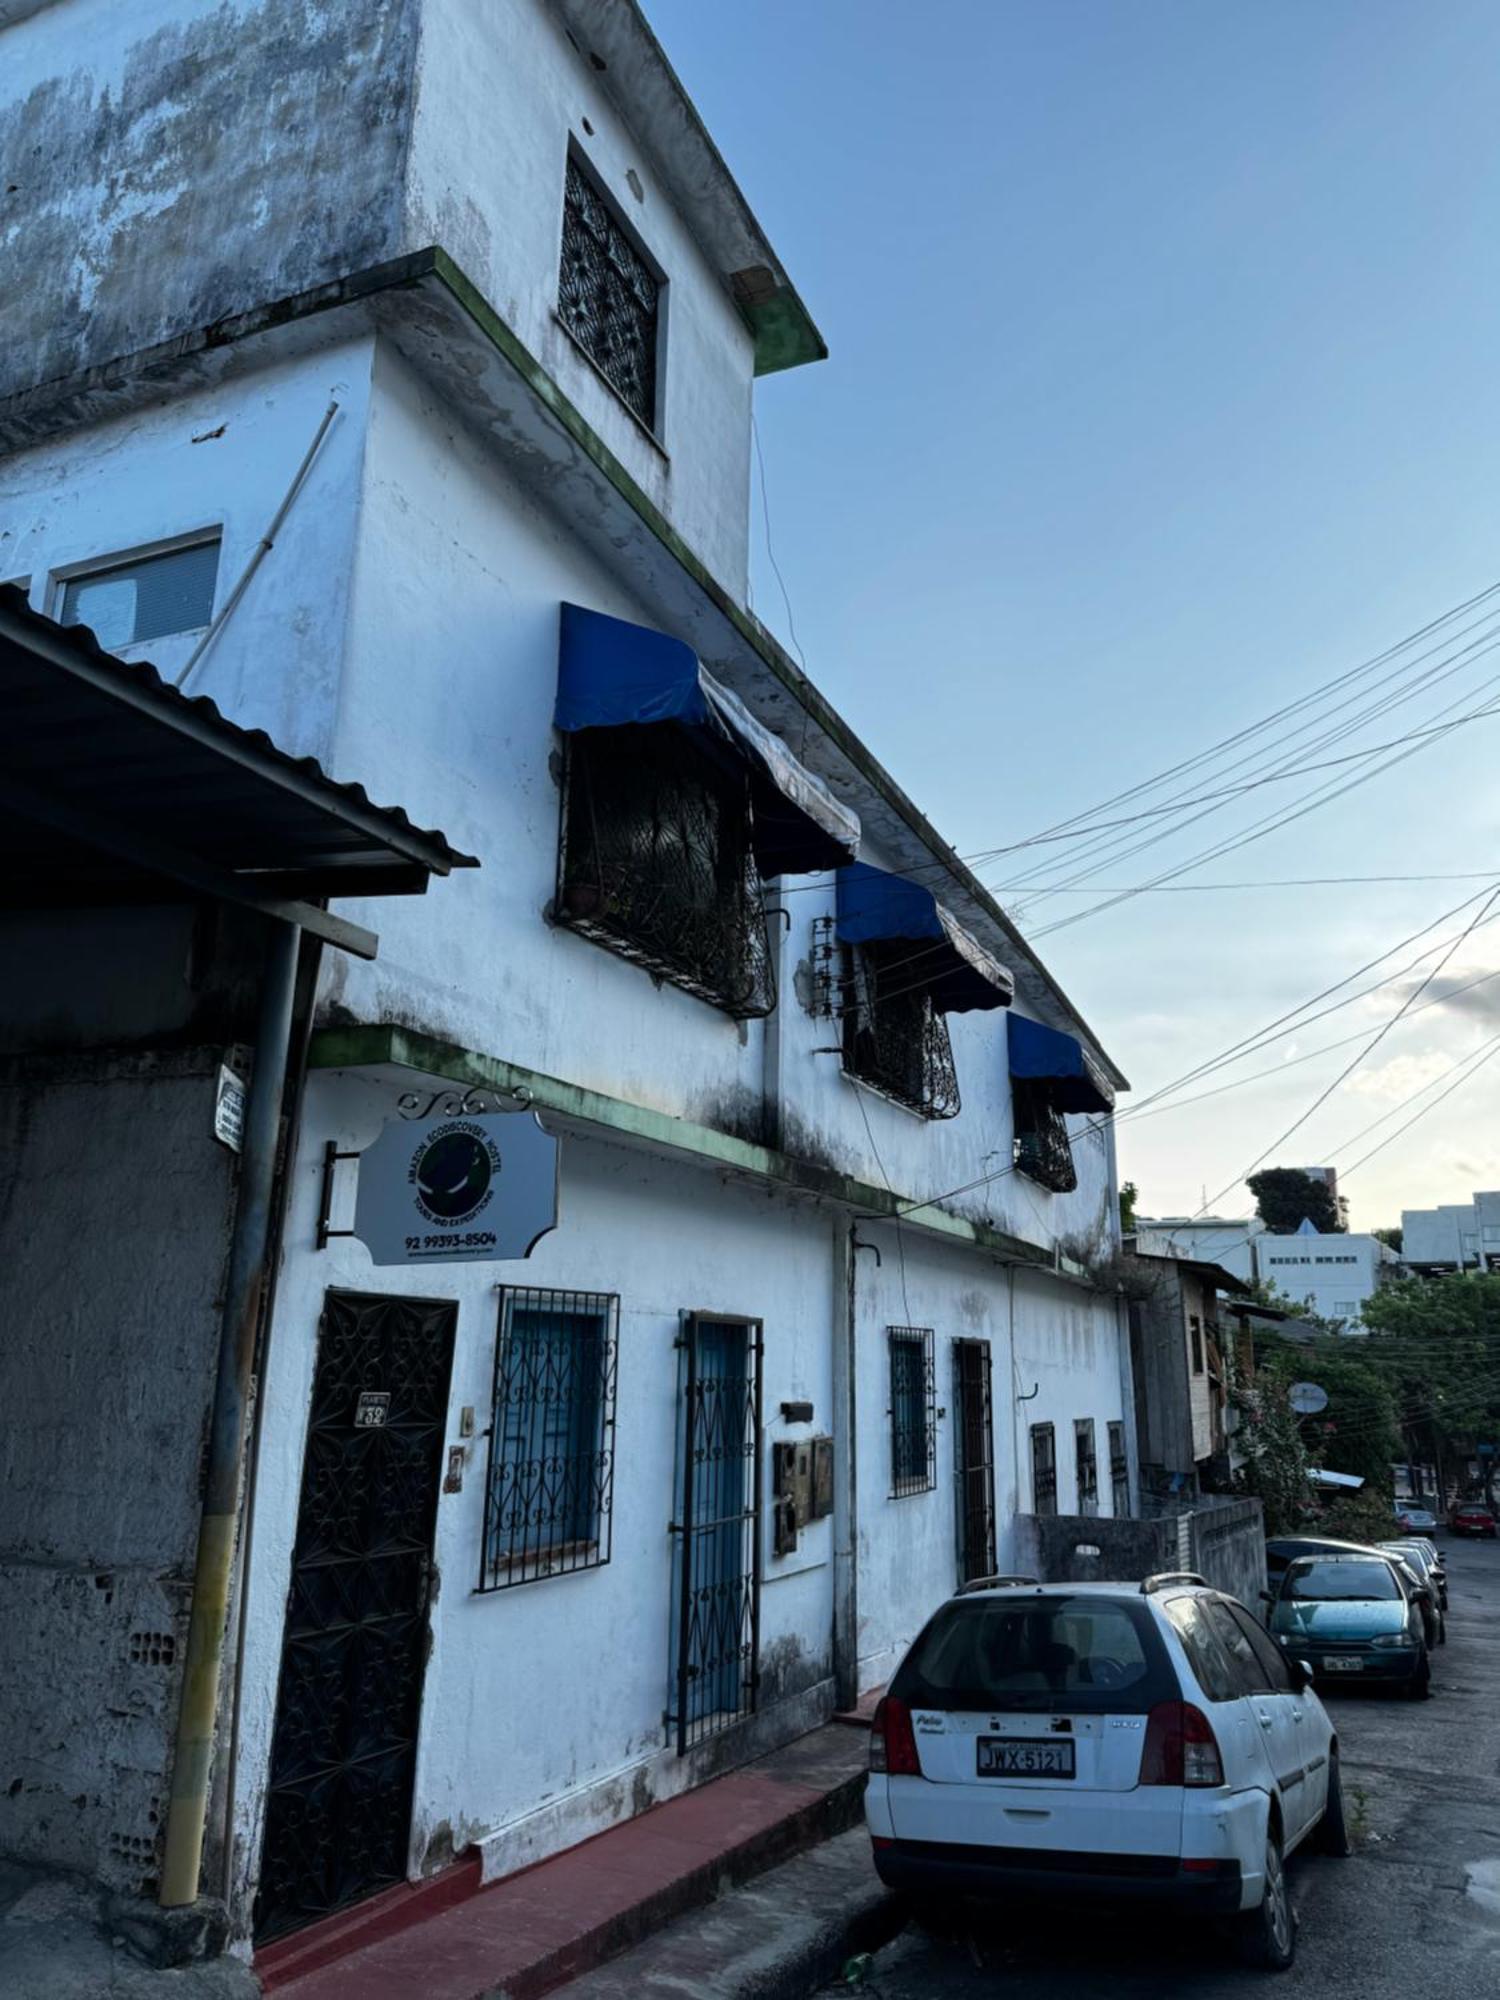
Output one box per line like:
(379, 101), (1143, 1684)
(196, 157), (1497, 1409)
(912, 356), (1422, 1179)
(1139, 1702), (1223, 1788)
(870, 1696), (922, 1777)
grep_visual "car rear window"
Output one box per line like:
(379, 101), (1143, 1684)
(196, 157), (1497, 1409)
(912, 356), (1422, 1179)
(890, 1594), (1178, 1713)
(1286, 1561), (1399, 1602)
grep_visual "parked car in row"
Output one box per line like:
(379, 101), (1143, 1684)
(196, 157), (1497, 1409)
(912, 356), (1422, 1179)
(1380, 1540), (1447, 1617)
(1265, 1553), (1431, 1698)
(866, 1573), (1349, 1972)
(1394, 1502), (1440, 1534)
(1266, 1537), (1444, 1648)
(1449, 1500), (1497, 1539)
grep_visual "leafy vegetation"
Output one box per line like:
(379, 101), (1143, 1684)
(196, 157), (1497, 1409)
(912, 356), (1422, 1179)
(1247, 1167), (1343, 1235)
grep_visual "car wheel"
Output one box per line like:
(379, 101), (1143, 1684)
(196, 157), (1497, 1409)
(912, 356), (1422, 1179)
(1239, 1828), (1297, 1971)
(1407, 1652), (1432, 1700)
(1438, 1614), (1447, 1646)
(1316, 1750), (1353, 1857)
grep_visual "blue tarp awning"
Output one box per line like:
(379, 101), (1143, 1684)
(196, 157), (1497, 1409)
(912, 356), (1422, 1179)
(834, 862), (1012, 1013)
(1008, 1012), (1115, 1113)
(555, 603), (859, 875)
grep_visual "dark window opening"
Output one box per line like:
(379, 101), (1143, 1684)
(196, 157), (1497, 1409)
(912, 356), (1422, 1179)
(559, 151), (661, 429)
(1108, 1419), (1129, 1517)
(481, 1288), (619, 1590)
(1012, 1078), (1077, 1193)
(1075, 1418), (1098, 1516)
(61, 538), (220, 650)
(841, 940), (960, 1119)
(557, 723), (775, 1017)
(889, 1327), (937, 1496)
(1030, 1422), (1057, 1516)
(1190, 1315), (1205, 1375)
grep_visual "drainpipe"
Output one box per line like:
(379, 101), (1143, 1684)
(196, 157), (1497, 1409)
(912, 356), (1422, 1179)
(160, 916), (300, 1908)
(830, 1218), (859, 1709)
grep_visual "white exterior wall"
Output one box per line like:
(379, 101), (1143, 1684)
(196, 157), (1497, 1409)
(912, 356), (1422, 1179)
(1254, 1231), (1387, 1327)
(1134, 1218), (1260, 1283)
(1403, 1192), (1500, 1268)
(403, 0), (756, 596)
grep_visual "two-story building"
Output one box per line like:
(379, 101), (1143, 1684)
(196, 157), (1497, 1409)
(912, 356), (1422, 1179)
(0, 0), (1134, 1961)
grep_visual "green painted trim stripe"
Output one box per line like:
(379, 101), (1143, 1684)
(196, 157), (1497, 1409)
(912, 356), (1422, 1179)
(308, 1022), (1083, 1276)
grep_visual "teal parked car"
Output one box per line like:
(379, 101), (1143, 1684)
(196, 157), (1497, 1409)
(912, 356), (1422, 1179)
(1269, 1555), (1430, 1699)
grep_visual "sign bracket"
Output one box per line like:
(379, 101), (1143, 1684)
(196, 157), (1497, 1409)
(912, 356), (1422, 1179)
(316, 1140), (362, 1250)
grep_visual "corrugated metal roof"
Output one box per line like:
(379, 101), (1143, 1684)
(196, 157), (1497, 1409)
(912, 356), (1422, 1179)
(0, 582), (477, 906)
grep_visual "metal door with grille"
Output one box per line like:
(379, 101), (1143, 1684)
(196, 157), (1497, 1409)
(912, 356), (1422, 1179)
(668, 1314), (762, 1753)
(255, 1291), (458, 1942)
(953, 1338), (997, 1583)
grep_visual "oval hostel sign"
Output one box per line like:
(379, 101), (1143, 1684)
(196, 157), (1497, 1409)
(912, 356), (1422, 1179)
(353, 1112), (560, 1266)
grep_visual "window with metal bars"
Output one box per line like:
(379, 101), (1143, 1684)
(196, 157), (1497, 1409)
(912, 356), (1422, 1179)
(480, 1288), (619, 1590)
(1109, 1420), (1129, 1517)
(888, 1328), (936, 1496)
(1030, 1422), (1057, 1516)
(1012, 1078), (1077, 1193)
(558, 150), (661, 430)
(1189, 1315), (1205, 1375)
(1075, 1418), (1098, 1517)
(840, 941), (960, 1119)
(557, 723), (775, 1017)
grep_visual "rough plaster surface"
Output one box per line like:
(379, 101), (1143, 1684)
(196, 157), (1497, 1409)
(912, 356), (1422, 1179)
(0, 1860), (256, 2000)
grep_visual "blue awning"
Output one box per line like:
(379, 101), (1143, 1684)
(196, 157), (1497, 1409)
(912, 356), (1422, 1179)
(834, 862), (1012, 1013)
(1008, 1013), (1115, 1113)
(555, 603), (859, 875)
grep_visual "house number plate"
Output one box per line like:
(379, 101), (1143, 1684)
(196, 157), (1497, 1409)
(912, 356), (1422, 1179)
(354, 1391), (392, 1428)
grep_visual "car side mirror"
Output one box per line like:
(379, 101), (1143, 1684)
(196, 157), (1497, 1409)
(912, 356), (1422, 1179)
(1290, 1657), (1314, 1692)
(1258, 1588), (1274, 1604)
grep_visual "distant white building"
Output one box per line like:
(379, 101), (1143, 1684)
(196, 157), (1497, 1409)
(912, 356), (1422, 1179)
(1403, 1190), (1500, 1271)
(1135, 1214), (1396, 1329)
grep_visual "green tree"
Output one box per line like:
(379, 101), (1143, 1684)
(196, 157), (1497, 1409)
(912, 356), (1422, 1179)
(1361, 1273), (1500, 1498)
(1246, 1167), (1343, 1235)
(1119, 1180), (1139, 1232)
(1373, 1226), (1403, 1254)
(1256, 1339), (1400, 1492)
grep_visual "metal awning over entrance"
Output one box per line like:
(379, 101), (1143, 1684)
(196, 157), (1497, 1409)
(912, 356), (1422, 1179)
(0, 584), (476, 957)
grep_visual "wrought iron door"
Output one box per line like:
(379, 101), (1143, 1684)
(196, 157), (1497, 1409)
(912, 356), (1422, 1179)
(255, 1291), (458, 1942)
(954, 1339), (997, 1583)
(668, 1314), (762, 1753)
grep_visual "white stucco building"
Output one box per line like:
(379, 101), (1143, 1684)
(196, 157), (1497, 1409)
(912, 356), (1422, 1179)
(1403, 1190), (1500, 1270)
(1252, 1229), (1398, 1330)
(0, 0), (1136, 1963)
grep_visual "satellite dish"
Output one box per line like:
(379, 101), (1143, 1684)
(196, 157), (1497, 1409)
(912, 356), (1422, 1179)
(1289, 1381), (1329, 1416)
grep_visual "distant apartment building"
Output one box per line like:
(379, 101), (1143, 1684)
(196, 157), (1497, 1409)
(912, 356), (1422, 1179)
(1403, 1190), (1500, 1271)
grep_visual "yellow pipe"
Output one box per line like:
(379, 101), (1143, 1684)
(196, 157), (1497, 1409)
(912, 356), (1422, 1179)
(159, 1512), (237, 1903)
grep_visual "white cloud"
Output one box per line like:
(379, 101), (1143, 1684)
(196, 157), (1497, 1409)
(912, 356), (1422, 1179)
(1344, 1050), (1454, 1103)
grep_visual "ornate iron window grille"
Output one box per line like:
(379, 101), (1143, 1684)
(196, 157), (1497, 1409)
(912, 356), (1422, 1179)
(557, 725), (776, 1018)
(1030, 1421), (1058, 1516)
(1075, 1418), (1099, 1517)
(558, 151), (661, 429)
(668, 1313), (763, 1755)
(839, 940), (960, 1119)
(953, 1339), (997, 1583)
(1108, 1420), (1129, 1517)
(1012, 1078), (1077, 1192)
(888, 1327), (937, 1497)
(479, 1288), (620, 1591)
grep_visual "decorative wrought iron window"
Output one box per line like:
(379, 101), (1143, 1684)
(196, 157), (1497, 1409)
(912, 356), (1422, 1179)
(840, 941), (960, 1119)
(1108, 1420), (1129, 1517)
(558, 151), (661, 429)
(954, 1339), (998, 1582)
(888, 1328), (936, 1496)
(480, 1288), (619, 1590)
(1075, 1418), (1098, 1517)
(1012, 1078), (1077, 1193)
(557, 723), (775, 1017)
(1189, 1315), (1205, 1375)
(1030, 1421), (1057, 1516)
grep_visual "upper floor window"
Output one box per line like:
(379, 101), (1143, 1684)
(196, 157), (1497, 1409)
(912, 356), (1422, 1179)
(59, 538), (219, 651)
(1189, 1315), (1205, 1375)
(558, 150), (662, 431)
(553, 605), (859, 1018)
(841, 940), (960, 1119)
(1108, 1420), (1129, 1516)
(1007, 1013), (1115, 1197)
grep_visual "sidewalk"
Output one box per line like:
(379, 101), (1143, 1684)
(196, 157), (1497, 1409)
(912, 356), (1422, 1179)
(261, 1723), (869, 2000)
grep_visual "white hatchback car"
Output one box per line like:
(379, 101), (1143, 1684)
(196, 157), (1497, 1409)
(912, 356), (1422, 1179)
(866, 1573), (1349, 1970)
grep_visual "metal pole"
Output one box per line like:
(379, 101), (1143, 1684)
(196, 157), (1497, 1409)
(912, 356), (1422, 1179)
(830, 1220), (859, 1711)
(160, 917), (300, 1907)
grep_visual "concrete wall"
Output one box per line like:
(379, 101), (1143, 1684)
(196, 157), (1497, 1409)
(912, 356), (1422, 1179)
(1135, 1219), (1259, 1283)
(1256, 1232), (1387, 1328)
(1187, 1496), (1266, 1610)
(1, 0), (757, 592)
(1012, 1511), (1173, 1586)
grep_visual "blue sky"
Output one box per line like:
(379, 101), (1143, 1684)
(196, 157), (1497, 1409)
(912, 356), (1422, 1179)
(646, 0), (1500, 1230)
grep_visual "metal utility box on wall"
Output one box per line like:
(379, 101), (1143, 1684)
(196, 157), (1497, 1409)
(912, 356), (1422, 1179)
(772, 1434), (834, 1555)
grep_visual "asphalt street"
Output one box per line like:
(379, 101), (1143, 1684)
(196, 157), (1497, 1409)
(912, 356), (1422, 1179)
(827, 1536), (1500, 1999)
